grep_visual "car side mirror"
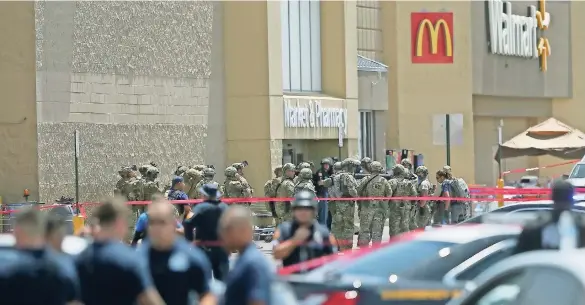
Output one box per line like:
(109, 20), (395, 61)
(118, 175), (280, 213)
(562, 174), (569, 180)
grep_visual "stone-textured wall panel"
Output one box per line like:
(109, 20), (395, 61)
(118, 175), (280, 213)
(38, 123), (207, 203)
(71, 1), (213, 79)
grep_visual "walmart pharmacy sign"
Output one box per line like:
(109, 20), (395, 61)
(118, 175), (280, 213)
(284, 99), (347, 130)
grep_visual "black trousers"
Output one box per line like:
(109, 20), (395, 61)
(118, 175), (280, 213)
(200, 246), (229, 281)
(327, 210), (332, 230)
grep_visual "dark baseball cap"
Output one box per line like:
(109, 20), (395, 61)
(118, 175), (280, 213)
(171, 176), (184, 187)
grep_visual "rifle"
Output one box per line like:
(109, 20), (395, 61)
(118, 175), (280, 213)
(354, 173), (394, 180)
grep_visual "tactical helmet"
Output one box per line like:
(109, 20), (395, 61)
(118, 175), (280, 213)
(232, 163), (243, 171)
(203, 167), (215, 177)
(283, 163), (296, 172)
(297, 162), (311, 170)
(443, 165), (452, 173)
(146, 166), (160, 176)
(333, 162), (342, 171)
(175, 166), (188, 176)
(415, 166), (429, 177)
(321, 158), (332, 165)
(224, 166), (237, 177)
(361, 157), (372, 166)
(370, 161), (384, 173)
(139, 164), (150, 175)
(342, 158), (360, 169)
(291, 190), (318, 209)
(194, 165), (206, 171)
(118, 166), (132, 175)
(400, 159), (413, 170)
(299, 168), (313, 179)
(392, 164), (406, 175)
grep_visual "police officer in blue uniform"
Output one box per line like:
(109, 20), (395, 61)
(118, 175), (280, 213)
(168, 176), (189, 215)
(190, 183), (229, 281)
(140, 200), (216, 305)
(75, 198), (165, 305)
(220, 206), (274, 305)
(272, 190), (335, 268)
(0, 208), (80, 305)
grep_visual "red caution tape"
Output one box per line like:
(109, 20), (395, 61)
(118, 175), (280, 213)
(2, 186), (584, 215)
(502, 159), (579, 175)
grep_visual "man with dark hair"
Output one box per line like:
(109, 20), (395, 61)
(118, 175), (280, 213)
(0, 207), (80, 305)
(140, 200), (216, 305)
(46, 213), (67, 253)
(75, 197), (165, 305)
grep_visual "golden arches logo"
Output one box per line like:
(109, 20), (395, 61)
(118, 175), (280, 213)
(415, 19), (453, 57)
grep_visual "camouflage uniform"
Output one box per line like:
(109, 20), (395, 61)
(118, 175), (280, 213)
(294, 168), (317, 196)
(138, 164), (150, 181)
(333, 158), (359, 251)
(143, 167), (162, 201)
(357, 161), (391, 246)
(184, 167), (204, 199)
(223, 166), (251, 207)
(388, 164), (416, 237)
(414, 166), (433, 228)
(401, 159), (419, 230)
(264, 166), (283, 224)
(115, 166), (132, 196)
(293, 162), (312, 184)
(194, 167), (219, 199)
(275, 163), (296, 223)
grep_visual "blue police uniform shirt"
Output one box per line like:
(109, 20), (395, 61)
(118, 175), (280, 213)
(0, 247), (80, 305)
(168, 189), (189, 201)
(75, 240), (154, 305)
(191, 200), (229, 243)
(224, 243), (273, 305)
(135, 212), (183, 234)
(140, 238), (212, 305)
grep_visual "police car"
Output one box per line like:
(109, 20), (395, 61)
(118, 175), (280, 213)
(0, 234), (88, 255)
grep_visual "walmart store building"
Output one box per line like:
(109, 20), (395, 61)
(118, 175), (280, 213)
(0, 1), (583, 203)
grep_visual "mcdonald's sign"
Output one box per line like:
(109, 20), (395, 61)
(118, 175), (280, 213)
(411, 12), (454, 64)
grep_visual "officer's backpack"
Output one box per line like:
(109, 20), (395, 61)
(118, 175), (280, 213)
(449, 178), (470, 201)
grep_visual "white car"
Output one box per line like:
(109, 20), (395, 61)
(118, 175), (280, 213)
(446, 250), (585, 305)
(0, 234), (89, 255)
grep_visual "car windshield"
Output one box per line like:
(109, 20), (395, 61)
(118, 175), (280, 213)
(570, 164), (585, 178)
(306, 240), (455, 278)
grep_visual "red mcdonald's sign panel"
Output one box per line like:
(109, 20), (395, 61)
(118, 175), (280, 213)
(411, 12), (454, 64)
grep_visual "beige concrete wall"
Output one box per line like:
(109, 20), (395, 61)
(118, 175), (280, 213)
(0, 2), (38, 203)
(382, 1), (475, 183)
(356, 0), (383, 62)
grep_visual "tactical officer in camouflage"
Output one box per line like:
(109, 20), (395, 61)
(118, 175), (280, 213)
(332, 158), (359, 251)
(388, 164), (417, 236)
(194, 167), (219, 199)
(414, 166), (433, 228)
(275, 163), (297, 223)
(295, 168), (317, 197)
(223, 166), (250, 207)
(264, 166), (283, 224)
(357, 161), (391, 247)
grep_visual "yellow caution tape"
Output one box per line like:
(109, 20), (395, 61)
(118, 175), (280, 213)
(380, 289), (461, 300)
